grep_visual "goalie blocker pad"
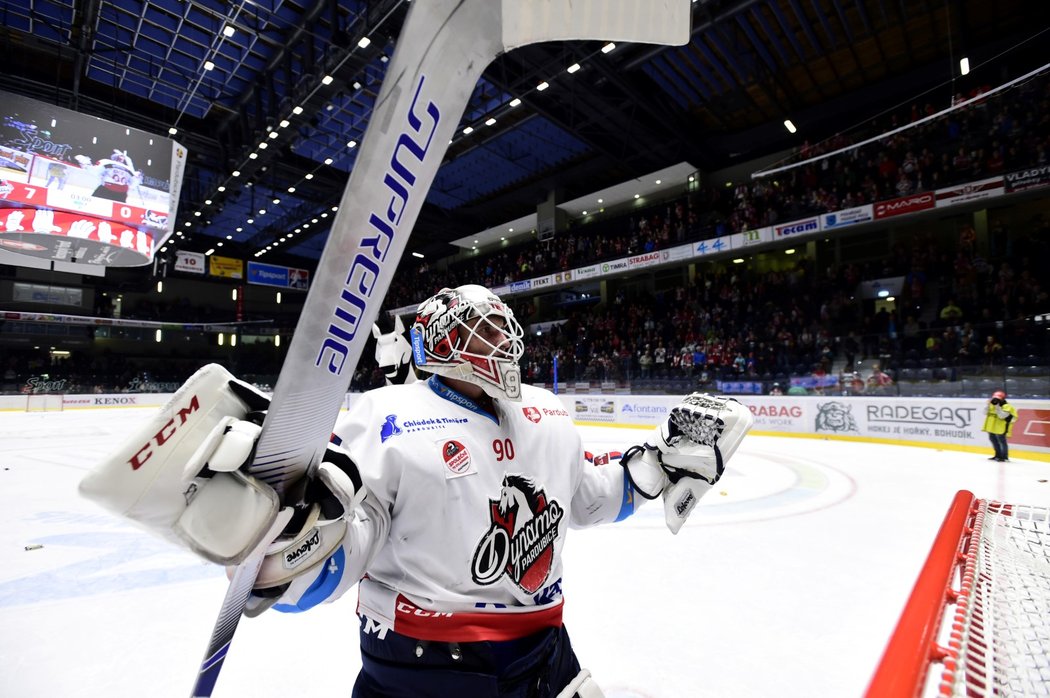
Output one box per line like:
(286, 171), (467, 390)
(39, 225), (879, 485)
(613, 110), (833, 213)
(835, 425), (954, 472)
(78, 364), (280, 564)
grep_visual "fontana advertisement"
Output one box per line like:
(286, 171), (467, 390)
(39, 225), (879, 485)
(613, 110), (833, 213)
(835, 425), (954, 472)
(617, 397), (671, 425)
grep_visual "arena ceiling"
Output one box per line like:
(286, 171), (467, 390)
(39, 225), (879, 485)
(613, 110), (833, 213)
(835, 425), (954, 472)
(0, 0), (1046, 267)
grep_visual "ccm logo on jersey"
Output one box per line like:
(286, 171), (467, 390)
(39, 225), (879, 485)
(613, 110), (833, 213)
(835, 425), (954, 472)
(127, 394), (201, 470)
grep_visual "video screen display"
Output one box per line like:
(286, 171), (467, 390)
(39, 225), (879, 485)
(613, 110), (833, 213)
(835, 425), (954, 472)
(0, 90), (186, 266)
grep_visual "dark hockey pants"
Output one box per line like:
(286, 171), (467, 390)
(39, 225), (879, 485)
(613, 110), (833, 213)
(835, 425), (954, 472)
(353, 624), (581, 698)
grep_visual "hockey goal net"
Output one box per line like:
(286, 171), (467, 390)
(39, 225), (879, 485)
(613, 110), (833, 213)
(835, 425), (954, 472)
(25, 392), (64, 412)
(866, 490), (1050, 697)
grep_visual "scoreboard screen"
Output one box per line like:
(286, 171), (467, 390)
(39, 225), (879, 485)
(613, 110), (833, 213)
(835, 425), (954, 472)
(0, 90), (186, 267)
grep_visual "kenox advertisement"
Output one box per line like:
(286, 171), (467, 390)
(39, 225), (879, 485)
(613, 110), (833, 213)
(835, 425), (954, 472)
(874, 192), (935, 219)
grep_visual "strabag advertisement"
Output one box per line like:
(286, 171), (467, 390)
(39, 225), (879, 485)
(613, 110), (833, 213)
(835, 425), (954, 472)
(0, 90), (186, 267)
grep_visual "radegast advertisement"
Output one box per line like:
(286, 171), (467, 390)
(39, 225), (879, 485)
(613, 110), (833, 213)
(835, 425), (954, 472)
(739, 396), (1048, 454)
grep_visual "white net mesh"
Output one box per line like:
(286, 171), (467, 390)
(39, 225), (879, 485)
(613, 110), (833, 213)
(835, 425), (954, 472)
(940, 501), (1050, 697)
(25, 393), (64, 412)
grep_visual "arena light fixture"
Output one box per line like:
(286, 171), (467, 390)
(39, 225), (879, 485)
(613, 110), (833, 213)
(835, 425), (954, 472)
(358, 37), (371, 49)
(960, 57), (970, 75)
(321, 75), (334, 85)
(222, 24), (235, 37)
(536, 81), (549, 91)
(602, 42), (615, 53)
(567, 63), (580, 74)
(509, 98), (521, 107)
(784, 119), (797, 134)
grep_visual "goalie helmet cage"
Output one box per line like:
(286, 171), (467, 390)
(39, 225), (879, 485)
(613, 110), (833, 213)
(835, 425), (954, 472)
(865, 490), (1050, 698)
(25, 392), (64, 412)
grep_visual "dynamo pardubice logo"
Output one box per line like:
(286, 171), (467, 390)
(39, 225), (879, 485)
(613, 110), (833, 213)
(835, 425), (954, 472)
(470, 474), (563, 594)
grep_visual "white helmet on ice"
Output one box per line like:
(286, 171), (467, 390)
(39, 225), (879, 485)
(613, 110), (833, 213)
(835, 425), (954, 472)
(410, 285), (524, 401)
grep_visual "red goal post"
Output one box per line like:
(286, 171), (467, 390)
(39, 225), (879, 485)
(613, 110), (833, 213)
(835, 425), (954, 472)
(866, 490), (1050, 697)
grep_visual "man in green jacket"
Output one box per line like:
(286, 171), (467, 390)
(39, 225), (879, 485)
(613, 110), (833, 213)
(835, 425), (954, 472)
(982, 390), (1019, 462)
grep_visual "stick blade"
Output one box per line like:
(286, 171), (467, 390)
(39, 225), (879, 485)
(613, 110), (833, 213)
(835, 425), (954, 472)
(501, 0), (691, 51)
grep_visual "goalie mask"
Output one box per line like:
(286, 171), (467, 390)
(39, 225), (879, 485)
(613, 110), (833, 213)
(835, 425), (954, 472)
(410, 285), (524, 401)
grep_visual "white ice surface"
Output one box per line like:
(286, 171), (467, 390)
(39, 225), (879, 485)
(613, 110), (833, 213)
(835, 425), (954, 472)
(1, 408), (1047, 697)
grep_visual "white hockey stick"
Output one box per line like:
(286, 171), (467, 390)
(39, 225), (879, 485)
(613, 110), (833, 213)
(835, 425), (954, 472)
(190, 1), (689, 695)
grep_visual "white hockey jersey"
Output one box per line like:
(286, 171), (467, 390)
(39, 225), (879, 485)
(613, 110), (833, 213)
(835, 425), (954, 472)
(300, 375), (636, 642)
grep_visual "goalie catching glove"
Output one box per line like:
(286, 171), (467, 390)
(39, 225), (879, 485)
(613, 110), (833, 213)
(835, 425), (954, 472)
(78, 364), (365, 611)
(621, 393), (753, 534)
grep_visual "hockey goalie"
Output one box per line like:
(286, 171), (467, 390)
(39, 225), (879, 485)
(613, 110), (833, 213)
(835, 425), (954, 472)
(80, 284), (753, 697)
